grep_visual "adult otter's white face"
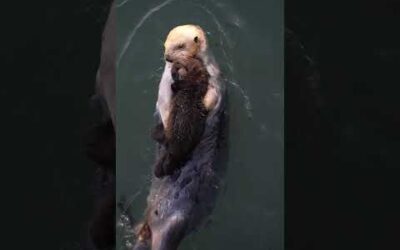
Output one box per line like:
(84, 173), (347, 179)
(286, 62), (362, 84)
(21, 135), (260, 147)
(164, 24), (207, 62)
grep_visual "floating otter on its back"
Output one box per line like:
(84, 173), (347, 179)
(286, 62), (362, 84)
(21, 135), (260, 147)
(132, 25), (226, 250)
(152, 57), (210, 177)
(152, 24), (221, 178)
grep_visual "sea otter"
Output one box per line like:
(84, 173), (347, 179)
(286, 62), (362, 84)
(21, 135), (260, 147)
(152, 56), (210, 177)
(131, 25), (226, 250)
(152, 24), (222, 179)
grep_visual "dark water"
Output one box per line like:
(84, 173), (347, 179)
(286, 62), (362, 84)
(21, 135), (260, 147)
(116, 0), (283, 249)
(1, 1), (113, 248)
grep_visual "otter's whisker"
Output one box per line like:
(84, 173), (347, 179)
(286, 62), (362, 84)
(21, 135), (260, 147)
(225, 78), (253, 118)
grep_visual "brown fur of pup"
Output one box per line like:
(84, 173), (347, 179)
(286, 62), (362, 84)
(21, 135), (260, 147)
(152, 57), (210, 178)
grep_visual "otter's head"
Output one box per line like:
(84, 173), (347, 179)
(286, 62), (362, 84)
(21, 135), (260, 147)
(164, 24), (207, 63)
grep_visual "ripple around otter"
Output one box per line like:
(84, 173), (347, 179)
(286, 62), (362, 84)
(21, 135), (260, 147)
(117, 0), (177, 67)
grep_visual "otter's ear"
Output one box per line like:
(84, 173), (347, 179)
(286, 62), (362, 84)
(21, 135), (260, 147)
(194, 36), (199, 43)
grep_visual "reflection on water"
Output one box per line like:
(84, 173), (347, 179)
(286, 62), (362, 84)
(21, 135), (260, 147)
(116, 0), (283, 249)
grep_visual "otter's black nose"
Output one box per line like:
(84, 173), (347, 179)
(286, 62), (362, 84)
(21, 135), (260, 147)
(165, 55), (173, 62)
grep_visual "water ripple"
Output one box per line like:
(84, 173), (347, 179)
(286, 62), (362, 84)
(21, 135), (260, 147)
(116, 0), (132, 8)
(194, 1), (253, 118)
(226, 79), (253, 119)
(117, 0), (177, 67)
(118, 0), (253, 118)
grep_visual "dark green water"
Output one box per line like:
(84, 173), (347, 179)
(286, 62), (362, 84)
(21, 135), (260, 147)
(116, 0), (283, 249)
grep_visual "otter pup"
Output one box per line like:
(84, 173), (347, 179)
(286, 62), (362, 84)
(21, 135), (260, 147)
(152, 57), (210, 178)
(133, 25), (224, 250)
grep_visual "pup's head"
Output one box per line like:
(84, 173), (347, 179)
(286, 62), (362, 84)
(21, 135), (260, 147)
(171, 57), (209, 83)
(164, 24), (207, 63)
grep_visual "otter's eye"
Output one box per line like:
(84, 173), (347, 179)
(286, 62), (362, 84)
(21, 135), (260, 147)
(194, 36), (199, 43)
(177, 43), (185, 49)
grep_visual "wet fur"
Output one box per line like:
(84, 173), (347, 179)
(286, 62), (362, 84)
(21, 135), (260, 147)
(152, 57), (210, 177)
